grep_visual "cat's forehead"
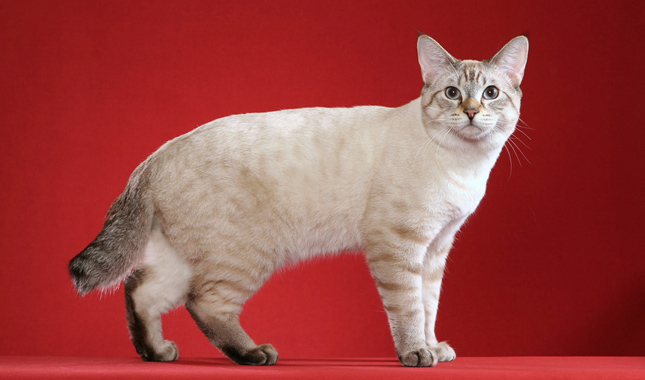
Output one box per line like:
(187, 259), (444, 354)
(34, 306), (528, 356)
(453, 60), (491, 87)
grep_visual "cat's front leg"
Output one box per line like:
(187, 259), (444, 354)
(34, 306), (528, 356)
(422, 242), (456, 365)
(365, 238), (433, 367)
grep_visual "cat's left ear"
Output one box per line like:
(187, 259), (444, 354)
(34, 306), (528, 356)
(490, 36), (529, 87)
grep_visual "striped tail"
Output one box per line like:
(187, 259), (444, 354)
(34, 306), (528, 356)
(69, 168), (153, 295)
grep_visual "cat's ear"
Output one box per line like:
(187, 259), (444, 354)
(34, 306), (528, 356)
(490, 36), (529, 87)
(417, 35), (458, 85)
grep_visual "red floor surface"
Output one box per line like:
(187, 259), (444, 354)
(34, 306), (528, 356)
(0, 356), (643, 379)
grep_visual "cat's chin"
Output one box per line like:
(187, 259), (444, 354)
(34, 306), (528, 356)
(453, 124), (492, 142)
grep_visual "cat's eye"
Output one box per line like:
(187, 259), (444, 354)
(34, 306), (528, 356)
(483, 86), (499, 100)
(445, 87), (461, 100)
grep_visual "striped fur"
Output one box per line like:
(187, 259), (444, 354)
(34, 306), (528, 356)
(69, 35), (528, 367)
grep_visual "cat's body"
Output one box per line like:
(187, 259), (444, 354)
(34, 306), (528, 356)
(69, 35), (528, 367)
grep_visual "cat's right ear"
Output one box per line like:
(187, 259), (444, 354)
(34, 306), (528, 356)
(417, 35), (458, 85)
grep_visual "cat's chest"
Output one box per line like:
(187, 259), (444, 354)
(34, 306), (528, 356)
(417, 149), (496, 221)
(434, 175), (487, 218)
(371, 167), (488, 239)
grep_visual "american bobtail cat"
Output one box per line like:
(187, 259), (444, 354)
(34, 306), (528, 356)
(69, 34), (528, 367)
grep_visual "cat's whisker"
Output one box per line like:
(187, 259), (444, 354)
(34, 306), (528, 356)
(412, 138), (433, 168)
(504, 145), (513, 181)
(505, 138), (525, 168)
(424, 105), (445, 112)
(502, 143), (514, 180)
(508, 139), (522, 167)
(434, 127), (453, 169)
(511, 134), (531, 150)
(517, 117), (534, 130)
(513, 126), (532, 142)
(509, 137), (531, 165)
(427, 128), (447, 152)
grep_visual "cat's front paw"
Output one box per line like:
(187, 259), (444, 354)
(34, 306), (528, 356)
(428, 341), (456, 363)
(399, 347), (435, 367)
(398, 341), (456, 367)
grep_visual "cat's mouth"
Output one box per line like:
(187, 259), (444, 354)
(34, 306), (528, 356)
(455, 123), (490, 141)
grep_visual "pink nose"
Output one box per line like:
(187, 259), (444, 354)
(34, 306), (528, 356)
(464, 108), (478, 120)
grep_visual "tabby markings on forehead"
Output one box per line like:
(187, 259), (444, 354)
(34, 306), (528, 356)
(458, 67), (487, 88)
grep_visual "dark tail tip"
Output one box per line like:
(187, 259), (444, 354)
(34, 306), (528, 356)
(69, 254), (99, 296)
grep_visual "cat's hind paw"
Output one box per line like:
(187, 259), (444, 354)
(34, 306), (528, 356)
(224, 343), (279, 366)
(141, 340), (179, 362)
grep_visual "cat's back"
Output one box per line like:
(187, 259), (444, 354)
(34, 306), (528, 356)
(152, 105), (392, 178)
(196, 105), (391, 155)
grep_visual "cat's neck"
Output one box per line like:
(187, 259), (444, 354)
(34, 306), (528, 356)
(406, 97), (506, 184)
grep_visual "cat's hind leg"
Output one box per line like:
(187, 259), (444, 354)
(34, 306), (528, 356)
(124, 223), (192, 362)
(185, 255), (278, 365)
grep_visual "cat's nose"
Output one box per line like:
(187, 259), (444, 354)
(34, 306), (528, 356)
(462, 98), (481, 120)
(464, 108), (478, 120)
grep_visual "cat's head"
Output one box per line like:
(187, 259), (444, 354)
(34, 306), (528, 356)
(417, 35), (528, 150)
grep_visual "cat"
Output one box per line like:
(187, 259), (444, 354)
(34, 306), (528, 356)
(69, 34), (528, 367)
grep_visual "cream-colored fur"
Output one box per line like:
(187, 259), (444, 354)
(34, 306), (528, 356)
(70, 35), (528, 367)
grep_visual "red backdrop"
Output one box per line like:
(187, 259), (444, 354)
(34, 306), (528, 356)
(0, 0), (643, 359)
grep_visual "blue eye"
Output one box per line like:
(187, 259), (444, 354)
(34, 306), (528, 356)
(483, 86), (499, 100)
(445, 87), (461, 100)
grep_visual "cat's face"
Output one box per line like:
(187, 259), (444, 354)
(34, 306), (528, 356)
(418, 36), (528, 150)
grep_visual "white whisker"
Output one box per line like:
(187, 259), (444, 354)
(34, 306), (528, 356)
(509, 137), (531, 164)
(511, 134), (531, 150)
(517, 117), (534, 130)
(503, 143), (513, 180)
(413, 138), (433, 168)
(506, 138), (523, 168)
(513, 126), (532, 141)
(434, 127), (453, 170)
(424, 105), (445, 112)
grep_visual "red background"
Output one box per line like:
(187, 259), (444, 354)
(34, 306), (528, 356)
(0, 0), (643, 359)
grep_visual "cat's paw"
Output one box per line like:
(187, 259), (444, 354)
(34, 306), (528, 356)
(225, 343), (279, 365)
(428, 341), (456, 363)
(398, 342), (456, 367)
(399, 347), (435, 367)
(142, 340), (179, 362)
